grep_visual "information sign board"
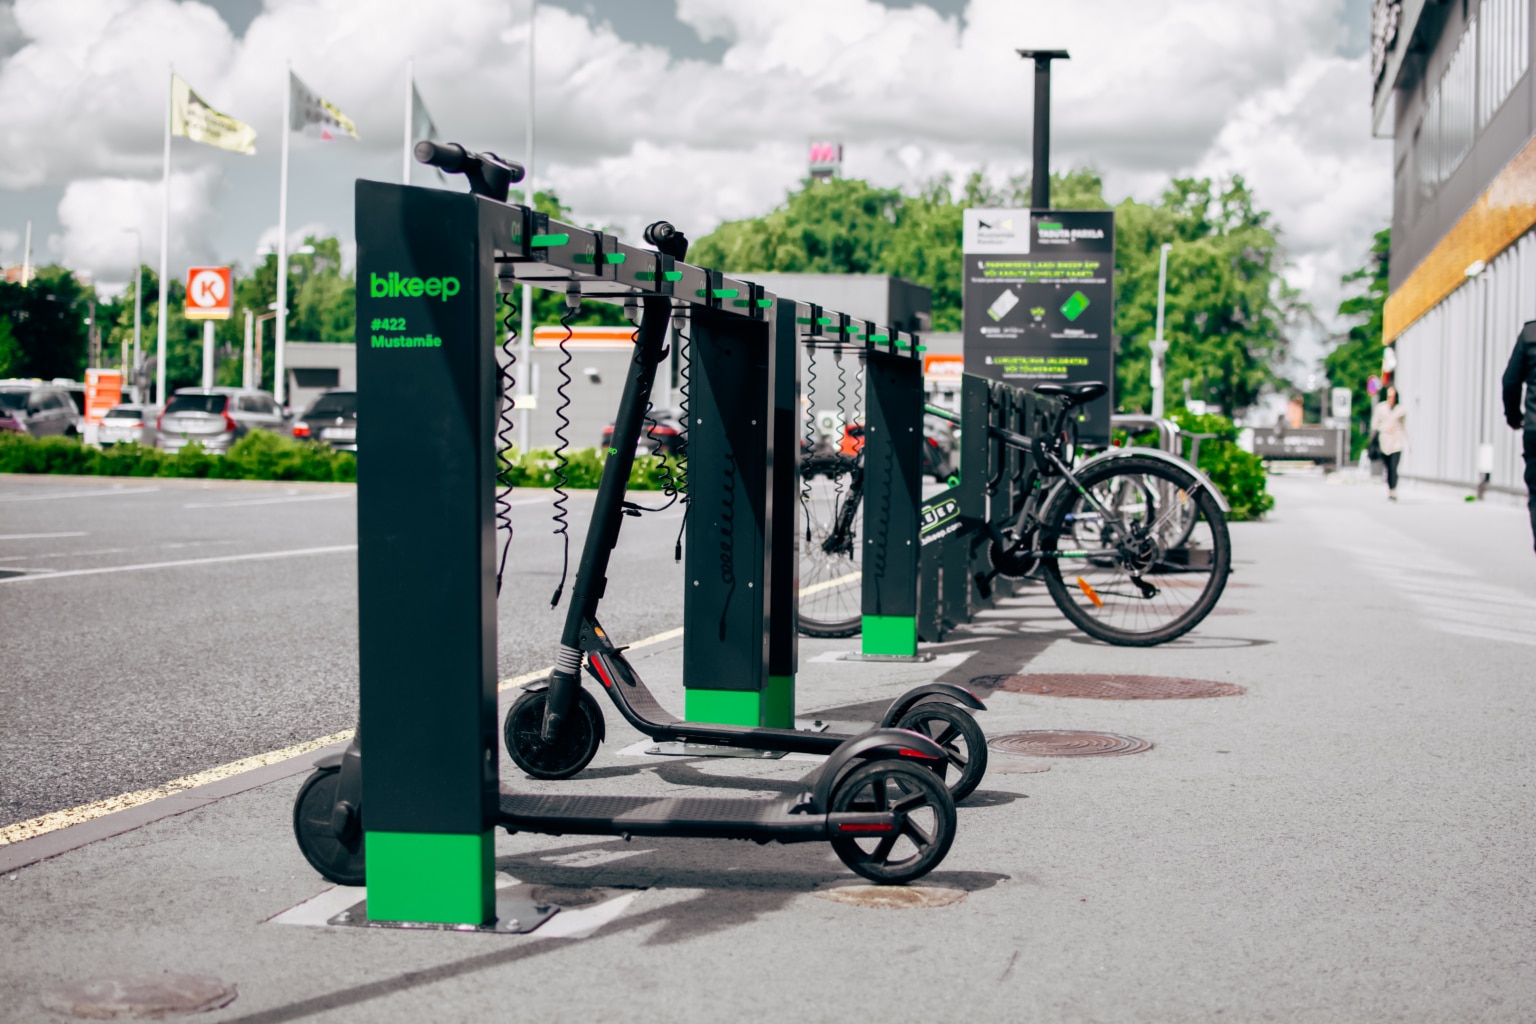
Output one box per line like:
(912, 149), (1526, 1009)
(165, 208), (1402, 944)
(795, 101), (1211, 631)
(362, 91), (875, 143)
(962, 209), (1115, 444)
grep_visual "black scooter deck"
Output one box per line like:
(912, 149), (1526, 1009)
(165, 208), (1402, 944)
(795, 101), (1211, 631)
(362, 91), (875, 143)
(499, 789), (827, 843)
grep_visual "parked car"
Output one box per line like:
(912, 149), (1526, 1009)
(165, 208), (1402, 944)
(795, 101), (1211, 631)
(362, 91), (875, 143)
(155, 387), (285, 454)
(601, 412), (685, 457)
(52, 379), (87, 433)
(0, 383), (79, 438)
(98, 403), (156, 446)
(292, 389), (357, 451)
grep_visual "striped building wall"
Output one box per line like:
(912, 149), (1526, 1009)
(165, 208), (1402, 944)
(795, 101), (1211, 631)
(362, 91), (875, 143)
(1395, 228), (1535, 492)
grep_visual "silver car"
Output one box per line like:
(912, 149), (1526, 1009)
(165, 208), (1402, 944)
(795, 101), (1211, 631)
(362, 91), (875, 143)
(0, 384), (79, 438)
(98, 403), (156, 446)
(155, 387), (286, 454)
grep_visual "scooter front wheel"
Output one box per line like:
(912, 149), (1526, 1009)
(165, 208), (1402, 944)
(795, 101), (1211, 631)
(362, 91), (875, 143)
(829, 760), (955, 885)
(504, 687), (603, 780)
(896, 701), (988, 802)
(292, 767), (366, 886)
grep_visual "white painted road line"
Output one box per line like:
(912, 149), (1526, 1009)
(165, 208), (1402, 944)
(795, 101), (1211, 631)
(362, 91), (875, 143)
(183, 493), (354, 509)
(800, 571), (861, 597)
(0, 623), (685, 847)
(0, 486), (159, 502)
(0, 532), (88, 540)
(0, 544), (357, 584)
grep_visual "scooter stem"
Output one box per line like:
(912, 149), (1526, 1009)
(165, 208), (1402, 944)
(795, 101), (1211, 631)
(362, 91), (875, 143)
(541, 294), (672, 741)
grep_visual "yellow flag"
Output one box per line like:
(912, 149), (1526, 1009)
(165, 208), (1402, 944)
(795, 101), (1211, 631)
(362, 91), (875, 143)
(291, 73), (359, 141)
(170, 74), (257, 155)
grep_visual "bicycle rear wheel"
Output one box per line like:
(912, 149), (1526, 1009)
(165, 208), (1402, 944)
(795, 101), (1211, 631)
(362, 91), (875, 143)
(798, 454), (864, 638)
(1040, 456), (1230, 646)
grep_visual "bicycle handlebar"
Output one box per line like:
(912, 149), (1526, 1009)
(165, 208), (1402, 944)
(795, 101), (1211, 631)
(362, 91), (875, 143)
(414, 141), (524, 202)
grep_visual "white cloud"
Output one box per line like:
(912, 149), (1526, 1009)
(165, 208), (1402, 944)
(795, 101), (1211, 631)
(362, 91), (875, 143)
(0, 0), (1388, 368)
(54, 166), (222, 278)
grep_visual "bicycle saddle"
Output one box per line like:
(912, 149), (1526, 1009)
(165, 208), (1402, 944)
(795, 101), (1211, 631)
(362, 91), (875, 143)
(1033, 381), (1108, 405)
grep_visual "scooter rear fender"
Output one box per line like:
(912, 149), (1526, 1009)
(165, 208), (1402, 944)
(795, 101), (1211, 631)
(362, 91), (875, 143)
(879, 683), (986, 728)
(810, 729), (950, 813)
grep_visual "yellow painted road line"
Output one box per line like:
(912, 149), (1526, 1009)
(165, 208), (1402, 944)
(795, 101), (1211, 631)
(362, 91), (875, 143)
(0, 545), (357, 584)
(1, 625), (688, 848)
(800, 571), (861, 597)
(0, 731), (354, 848)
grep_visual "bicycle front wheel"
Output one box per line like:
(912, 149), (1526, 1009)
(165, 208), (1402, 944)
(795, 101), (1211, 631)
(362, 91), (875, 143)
(1040, 456), (1230, 646)
(798, 454), (864, 638)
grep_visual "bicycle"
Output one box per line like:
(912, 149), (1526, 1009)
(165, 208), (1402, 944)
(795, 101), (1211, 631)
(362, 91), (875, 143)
(799, 381), (1231, 646)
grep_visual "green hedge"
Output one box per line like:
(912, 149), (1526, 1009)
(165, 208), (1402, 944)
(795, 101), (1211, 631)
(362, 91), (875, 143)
(0, 431), (683, 491)
(1165, 410), (1274, 521)
(0, 430), (356, 482)
(499, 446), (684, 492)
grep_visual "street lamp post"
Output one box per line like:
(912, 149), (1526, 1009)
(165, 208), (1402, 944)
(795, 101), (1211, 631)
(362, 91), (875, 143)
(123, 229), (144, 401)
(1015, 49), (1070, 210)
(519, 0), (537, 453)
(1151, 242), (1171, 418)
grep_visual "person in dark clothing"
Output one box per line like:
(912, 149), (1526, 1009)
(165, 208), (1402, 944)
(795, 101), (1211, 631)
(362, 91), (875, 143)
(1502, 320), (1536, 552)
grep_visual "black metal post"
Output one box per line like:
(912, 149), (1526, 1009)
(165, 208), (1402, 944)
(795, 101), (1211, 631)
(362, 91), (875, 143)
(1016, 49), (1069, 210)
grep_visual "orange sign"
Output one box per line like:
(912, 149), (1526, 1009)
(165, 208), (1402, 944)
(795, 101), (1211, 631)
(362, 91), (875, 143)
(84, 369), (122, 424)
(185, 266), (233, 321)
(923, 353), (963, 381)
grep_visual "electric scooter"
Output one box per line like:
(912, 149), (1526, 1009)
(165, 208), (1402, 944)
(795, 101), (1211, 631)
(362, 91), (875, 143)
(505, 220), (990, 801)
(292, 144), (962, 889)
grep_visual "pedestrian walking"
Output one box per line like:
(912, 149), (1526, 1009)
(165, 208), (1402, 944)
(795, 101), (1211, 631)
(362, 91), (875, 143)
(1501, 320), (1536, 552)
(1369, 386), (1407, 501)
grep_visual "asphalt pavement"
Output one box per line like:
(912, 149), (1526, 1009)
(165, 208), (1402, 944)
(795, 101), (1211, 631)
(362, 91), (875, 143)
(1, 469), (1533, 1022)
(0, 474), (686, 826)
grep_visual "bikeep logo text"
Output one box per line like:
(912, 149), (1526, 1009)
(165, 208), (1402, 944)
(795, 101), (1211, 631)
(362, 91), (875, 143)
(370, 272), (461, 301)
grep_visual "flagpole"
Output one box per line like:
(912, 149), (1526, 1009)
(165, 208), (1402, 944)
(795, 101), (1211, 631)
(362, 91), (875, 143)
(155, 66), (172, 408)
(275, 62), (291, 409)
(403, 59), (413, 186)
(519, 0), (535, 452)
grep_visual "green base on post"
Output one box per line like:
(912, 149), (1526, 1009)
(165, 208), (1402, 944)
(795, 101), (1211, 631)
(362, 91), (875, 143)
(364, 830), (494, 926)
(862, 615), (918, 657)
(686, 679), (795, 729)
(764, 674), (793, 729)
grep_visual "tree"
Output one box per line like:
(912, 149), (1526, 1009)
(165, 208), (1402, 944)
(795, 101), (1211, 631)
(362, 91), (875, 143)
(1113, 177), (1297, 417)
(1325, 227), (1389, 453)
(0, 314), (20, 377)
(0, 266), (93, 381)
(692, 170), (1295, 417)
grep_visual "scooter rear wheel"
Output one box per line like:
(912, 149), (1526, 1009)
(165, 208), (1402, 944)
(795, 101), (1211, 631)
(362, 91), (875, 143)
(292, 767), (366, 886)
(829, 760), (955, 884)
(896, 701), (988, 802)
(504, 687), (603, 780)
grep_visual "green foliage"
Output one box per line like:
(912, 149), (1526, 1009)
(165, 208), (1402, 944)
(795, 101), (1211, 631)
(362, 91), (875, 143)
(1325, 228), (1389, 456)
(692, 171), (1294, 417)
(1114, 177), (1297, 418)
(1166, 409), (1274, 521)
(499, 446), (681, 491)
(0, 315), (21, 377)
(0, 430), (356, 482)
(0, 266), (93, 380)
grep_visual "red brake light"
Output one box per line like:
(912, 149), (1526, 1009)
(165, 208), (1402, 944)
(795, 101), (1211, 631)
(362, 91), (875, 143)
(837, 822), (895, 833)
(927, 437), (939, 447)
(156, 410), (164, 430)
(898, 747), (940, 760)
(293, 422), (310, 438)
(221, 399), (236, 432)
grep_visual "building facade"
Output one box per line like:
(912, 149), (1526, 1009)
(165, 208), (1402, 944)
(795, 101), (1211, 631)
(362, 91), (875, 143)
(1378, 0), (1534, 491)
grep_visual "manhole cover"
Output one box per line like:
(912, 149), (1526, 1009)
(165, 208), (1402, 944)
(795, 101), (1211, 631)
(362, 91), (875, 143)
(973, 674), (1245, 700)
(40, 974), (237, 1019)
(813, 885), (966, 909)
(989, 731), (1153, 757)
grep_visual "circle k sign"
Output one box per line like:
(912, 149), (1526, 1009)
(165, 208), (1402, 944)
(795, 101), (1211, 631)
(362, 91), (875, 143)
(185, 266), (233, 321)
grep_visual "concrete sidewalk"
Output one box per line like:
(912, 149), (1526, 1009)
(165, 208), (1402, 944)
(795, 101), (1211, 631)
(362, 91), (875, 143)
(2, 473), (1533, 1022)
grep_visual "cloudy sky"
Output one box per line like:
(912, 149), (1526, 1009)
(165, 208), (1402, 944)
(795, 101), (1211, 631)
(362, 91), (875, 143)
(0, 0), (1387, 367)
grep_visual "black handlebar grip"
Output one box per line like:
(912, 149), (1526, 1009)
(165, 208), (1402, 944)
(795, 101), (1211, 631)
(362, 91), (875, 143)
(414, 140), (468, 172)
